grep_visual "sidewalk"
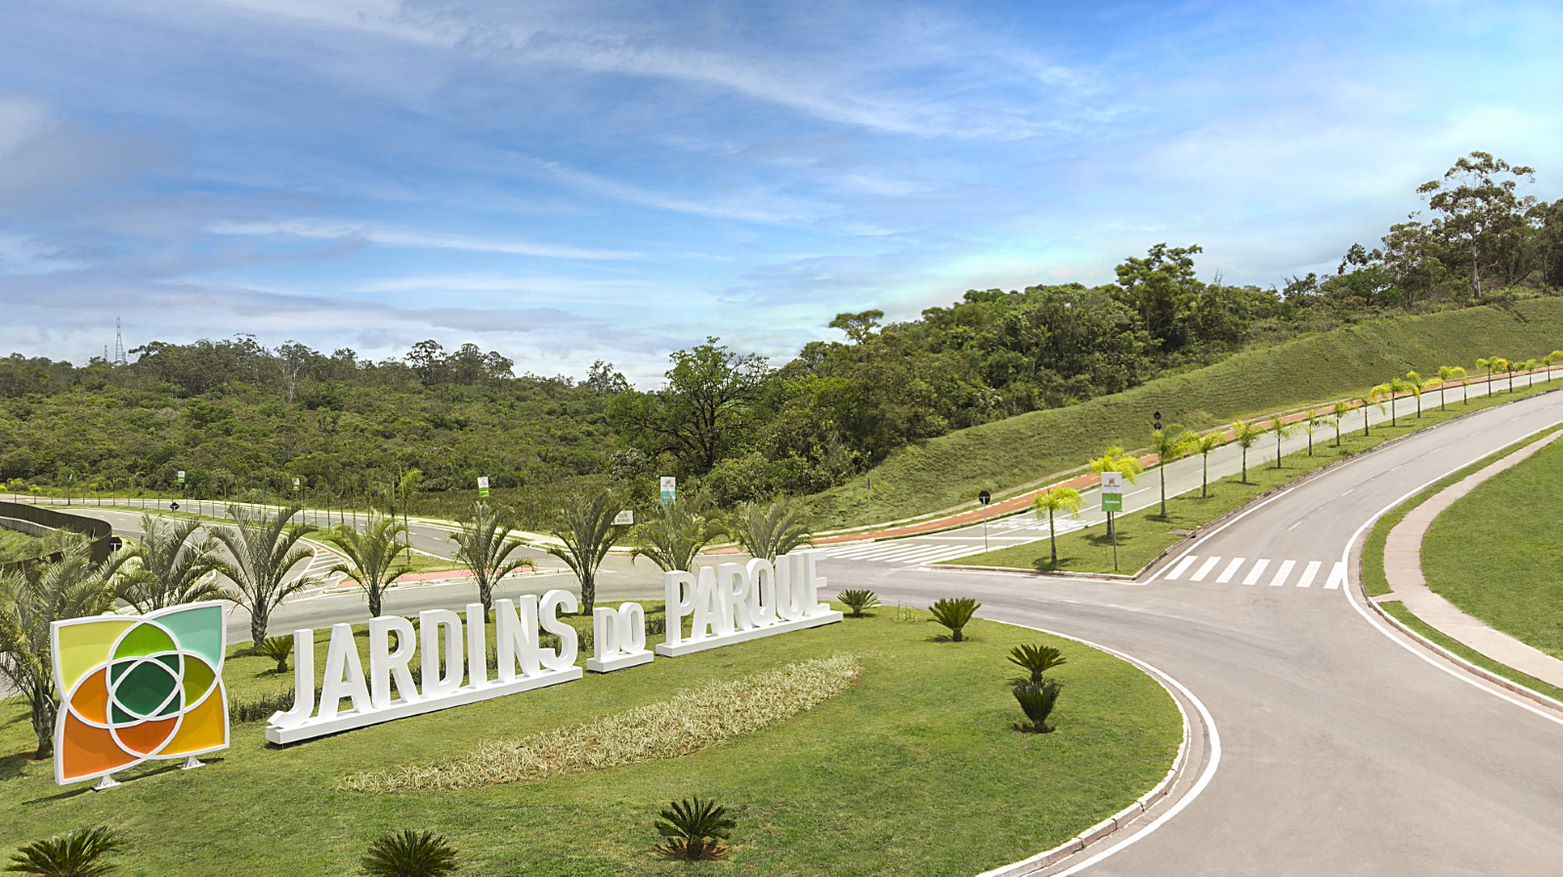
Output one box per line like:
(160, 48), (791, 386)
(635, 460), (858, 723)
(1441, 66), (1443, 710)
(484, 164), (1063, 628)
(1381, 428), (1563, 690)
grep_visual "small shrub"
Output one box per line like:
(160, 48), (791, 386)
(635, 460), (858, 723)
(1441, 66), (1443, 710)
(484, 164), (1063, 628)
(654, 798), (736, 861)
(230, 687), (320, 724)
(361, 830), (458, 877)
(928, 597), (980, 642)
(1007, 643), (1067, 683)
(259, 635), (294, 673)
(837, 589), (880, 618)
(1012, 680), (1063, 733)
(7, 826), (121, 877)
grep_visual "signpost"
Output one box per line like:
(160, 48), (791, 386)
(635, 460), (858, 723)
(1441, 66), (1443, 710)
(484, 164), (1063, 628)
(659, 476), (676, 507)
(1100, 471), (1124, 571)
(477, 476), (490, 499)
(978, 489), (992, 553)
(613, 509), (635, 526)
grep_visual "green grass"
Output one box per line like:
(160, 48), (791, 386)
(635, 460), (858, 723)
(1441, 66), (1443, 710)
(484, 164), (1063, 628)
(1378, 601), (1563, 704)
(1421, 433), (1563, 660)
(806, 298), (1563, 531)
(951, 378), (1563, 575)
(1, 611), (1181, 876)
(0, 528), (42, 564)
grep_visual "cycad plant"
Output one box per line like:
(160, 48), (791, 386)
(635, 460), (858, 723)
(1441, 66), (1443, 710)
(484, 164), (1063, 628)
(653, 798), (736, 861)
(325, 513), (414, 617)
(731, 497), (811, 562)
(1012, 680), (1063, 734)
(1031, 487), (1082, 565)
(928, 597), (980, 642)
(210, 504), (318, 648)
(259, 635), (294, 673)
(1008, 643), (1067, 684)
(361, 830), (459, 877)
(1438, 365), (1468, 409)
(837, 589), (880, 617)
(450, 501), (534, 617)
(545, 488), (631, 615)
(630, 495), (722, 573)
(1229, 420), (1263, 482)
(6, 826), (121, 877)
(117, 513), (221, 613)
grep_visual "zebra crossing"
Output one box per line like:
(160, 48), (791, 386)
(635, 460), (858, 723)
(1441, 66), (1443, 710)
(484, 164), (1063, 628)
(817, 538), (1004, 566)
(1161, 554), (1348, 590)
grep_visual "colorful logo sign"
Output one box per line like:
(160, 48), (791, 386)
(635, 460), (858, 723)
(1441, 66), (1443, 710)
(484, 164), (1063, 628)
(51, 601), (230, 786)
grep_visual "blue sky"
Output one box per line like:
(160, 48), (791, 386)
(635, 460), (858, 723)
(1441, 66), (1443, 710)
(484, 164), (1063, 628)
(1, 0), (1559, 384)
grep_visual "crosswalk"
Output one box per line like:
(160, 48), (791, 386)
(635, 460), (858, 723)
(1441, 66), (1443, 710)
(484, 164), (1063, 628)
(818, 539), (1001, 566)
(1161, 555), (1348, 590)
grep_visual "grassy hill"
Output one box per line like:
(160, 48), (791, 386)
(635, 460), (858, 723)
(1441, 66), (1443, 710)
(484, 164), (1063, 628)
(806, 297), (1563, 530)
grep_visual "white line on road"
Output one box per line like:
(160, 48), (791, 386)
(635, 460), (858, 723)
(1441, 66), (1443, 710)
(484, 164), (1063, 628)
(1325, 561), (1348, 590)
(1295, 560), (1322, 589)
(1163, 556), (1197, 580)
(1190, 556), (1222, 582)
(1216, 557), (1245, 583)
(1242, 559), (1270, 586)
(1268, 560), (1296, 587)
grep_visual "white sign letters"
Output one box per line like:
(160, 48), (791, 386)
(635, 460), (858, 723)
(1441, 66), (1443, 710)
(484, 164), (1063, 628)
(657, 550), (842, 657)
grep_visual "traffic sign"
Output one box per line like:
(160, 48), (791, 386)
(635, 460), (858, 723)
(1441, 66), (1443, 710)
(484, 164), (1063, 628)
(613, 509), (635, 526)
(1100, 471), (1125, 512)
(659, 476), (676, 506)
(978, 489), (992, 506)
(169, 501), (180, 511)
(176, 470), (186, 485)
(477, 476), (490, 498)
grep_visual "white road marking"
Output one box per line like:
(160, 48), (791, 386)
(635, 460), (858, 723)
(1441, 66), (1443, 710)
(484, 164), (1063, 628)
(1242, 559), (1270, 586)
(1164, 556), (1197, 580)
(1268, 560), (1296, 587)
(1295, 560), (1322, 589)
(1216, 557), (1245, 583)
(1190, 556), (1222, 582)
(1324, 561), (1349, 590)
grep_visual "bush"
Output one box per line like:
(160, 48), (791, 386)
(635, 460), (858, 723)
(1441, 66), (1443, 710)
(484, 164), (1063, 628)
(653, 798), (736, 861)
(837, 589), (880, 618)
(259, 635), (294, 673)
(1012, 680), (1063, 733)
(928, 597), (980, 642)
(7, 826), (121, 877)
(361, 830), (458, 877)
(1007, 643), (1067, 683)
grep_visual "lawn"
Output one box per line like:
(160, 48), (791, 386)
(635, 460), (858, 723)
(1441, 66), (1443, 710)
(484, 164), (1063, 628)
(1378, 601), (1563, 704)
(948, 378), (1563, 575)
(806, 297), (1563, 531)
(1, 608), (1181, 876)
(1421, 434), (1563, 661)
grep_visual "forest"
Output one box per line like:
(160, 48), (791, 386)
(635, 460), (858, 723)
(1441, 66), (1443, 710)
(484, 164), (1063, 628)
(2, 152), (1560, 525)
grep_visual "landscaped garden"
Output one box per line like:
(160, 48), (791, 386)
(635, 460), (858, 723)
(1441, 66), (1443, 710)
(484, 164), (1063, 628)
(1, 603), (1181, 876)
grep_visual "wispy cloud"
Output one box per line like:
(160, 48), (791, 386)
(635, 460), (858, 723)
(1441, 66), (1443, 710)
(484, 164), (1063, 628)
(208, 219), (642, 260)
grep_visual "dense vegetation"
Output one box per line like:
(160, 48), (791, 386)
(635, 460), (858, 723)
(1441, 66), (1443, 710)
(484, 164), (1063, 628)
(2, 153), (1560, 525)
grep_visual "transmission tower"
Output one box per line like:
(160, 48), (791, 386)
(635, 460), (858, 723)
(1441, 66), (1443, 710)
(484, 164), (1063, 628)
(113, 317), (127, 366)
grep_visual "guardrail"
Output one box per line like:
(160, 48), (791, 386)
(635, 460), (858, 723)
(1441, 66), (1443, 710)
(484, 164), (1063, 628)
(0, 501), (115, 571)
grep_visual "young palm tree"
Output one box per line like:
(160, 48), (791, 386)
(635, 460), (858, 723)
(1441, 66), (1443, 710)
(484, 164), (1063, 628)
(1499, 357), (1514, 392)
(450, 501), (534, 617)
(545, 488), (631, 615)
(325, 513), (414, 617)
(1546, 350), (1563, 383)
(0, 545), (122, 757)
(1031, 487), (1082, 566)
(1190, 431), (1224, 497)
(1229, 420), (1263, 482)
(1089, 446), (1144, 538)
(630, 495), (723, 573)
(1405, 371), (1438, 418)
(1477, 356), (1499, 397)
(210, 504), (319, 648)
(1303, 409), (1324, 456)
(1523, 358), (1540, 388)
(732, 496), (812, 562)
(1149, 426), (1189, 518)
(118, 513), (222, 612)
(1332, 399), (1354, 446)
(1355, 394), (1377, 437)
(1269, 417), (1296, 468)
(1371, 378), (1411, 427)
(1437, 365), (1468, 410)
(7, 826), (122, 877)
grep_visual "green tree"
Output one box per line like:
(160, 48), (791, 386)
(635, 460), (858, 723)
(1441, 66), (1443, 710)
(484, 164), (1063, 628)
(1405, 371), (1439, 418)
(324, 513), (414, 617)
(1112, 243), (1204, 350)
(1477, 356), (1502, 397)
(1031, 487), (1082, 566)
(1356, 393), (1377, 436)
(1417, 151), (1538, 301)
(118, 514), (222, 613)
(1371, 378), (1412, 427)
(1089, 446), (1144, 538)
(1229, 420), (1263, 482)
(1303, 409), (1325, 456)
(211, 505), (318, 648)
(1189, 431), (1225, 497)
(732, 496), (811, 562)
(1546, 351), (1563, 383)
(450, 501), (534, 617)
(544, 489), (630, 615)
(1437, 365), (1468, 409)
(608, 338), (770, 475)
(1269, 417), (1296, 468)
(1149, 426), (1189, 517)
(630, 495), (723, 573)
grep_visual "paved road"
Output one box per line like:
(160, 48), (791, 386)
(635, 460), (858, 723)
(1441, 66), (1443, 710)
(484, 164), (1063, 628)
(820, 388), (1563, 874)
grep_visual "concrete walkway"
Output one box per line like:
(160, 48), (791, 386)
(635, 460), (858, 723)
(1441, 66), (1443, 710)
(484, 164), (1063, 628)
(1382, 427), (1563, 689)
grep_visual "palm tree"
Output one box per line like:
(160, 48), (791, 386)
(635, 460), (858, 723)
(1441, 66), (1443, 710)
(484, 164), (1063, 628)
(1229, 420), (1263, 482)
(7, 826), (122, 877)
(1437, 365), (1468, 410)
(1355, 394), (1376, 437)
(1405, 371), (1438, 418)
(732, 496), (812, 561)
(325, 513), (414, 617)
(1089, 446), (1144, 538)
(1031, 487), (1082, 566)
(1190, 431), (1225, 497)
(1523, 358), (1540, 388)
(0, 544), (122, 757)
(1477, 356), (1499, 397)
(210, 504), (319, 649)
(117, 513), (222, 613)
(1332, 400), (1354, 446)
(1303, 409), (1325, 456)
(630, 495), (723, 573)
(1498, 357), (1513, 392)
(1371, 378), (1412, 427)
(394, 468), (422, 565)
(1269, 417), (1296, 468)
(1546, 350), (1563, 383)
(1149, 426), (1189, 517)
(450, 501), (534, 617)
(545, 488), (631, 615)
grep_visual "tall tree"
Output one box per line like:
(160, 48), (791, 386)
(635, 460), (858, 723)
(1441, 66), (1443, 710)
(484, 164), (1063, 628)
(211, 505), (319, 648)
(1418, 152), (1538, 300)
(1032, 487), (1082, 566)
(1437, 366), (1467, 409)
(609, 338), (771, 475)
(1149, 426), (1189, 517)
(325, 514), (414, 617)
(1112, 244), (1203, 350)
(1229, 421), (1263, 482)
(450, 501), (534, 617)
(1190, 431), (1225, 497)
(118, 514), (222, 613)
(545, 489), (631, 615)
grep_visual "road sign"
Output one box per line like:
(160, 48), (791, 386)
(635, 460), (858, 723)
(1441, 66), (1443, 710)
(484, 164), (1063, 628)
(292, 477), (300, 492)
(170, 501), (180, 511)
(613, 509), (634, 526)
(176, 470), (186, 485)
(659, 476), (676, 506)
(477, 476), (490, 498)
(1153, 410), (1163, 431)
(1100, 471), (1124, 512)
(978, 489), (992, 506)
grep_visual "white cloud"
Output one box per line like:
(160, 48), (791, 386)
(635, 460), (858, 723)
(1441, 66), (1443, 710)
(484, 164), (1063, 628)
(208, 218), (642, 260)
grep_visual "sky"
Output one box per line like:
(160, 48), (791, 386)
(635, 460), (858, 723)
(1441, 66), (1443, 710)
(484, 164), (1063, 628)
(1, 0), (1560, 385)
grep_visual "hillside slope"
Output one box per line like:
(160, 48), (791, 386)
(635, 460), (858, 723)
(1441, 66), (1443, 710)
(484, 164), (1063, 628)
(805, 297), (1563, 530)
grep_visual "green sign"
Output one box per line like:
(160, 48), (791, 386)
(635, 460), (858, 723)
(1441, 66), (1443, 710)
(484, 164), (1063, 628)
(477, 475), (490, 498)
(1100, 471), (1124, 512)
(659, 476), (676, 506)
